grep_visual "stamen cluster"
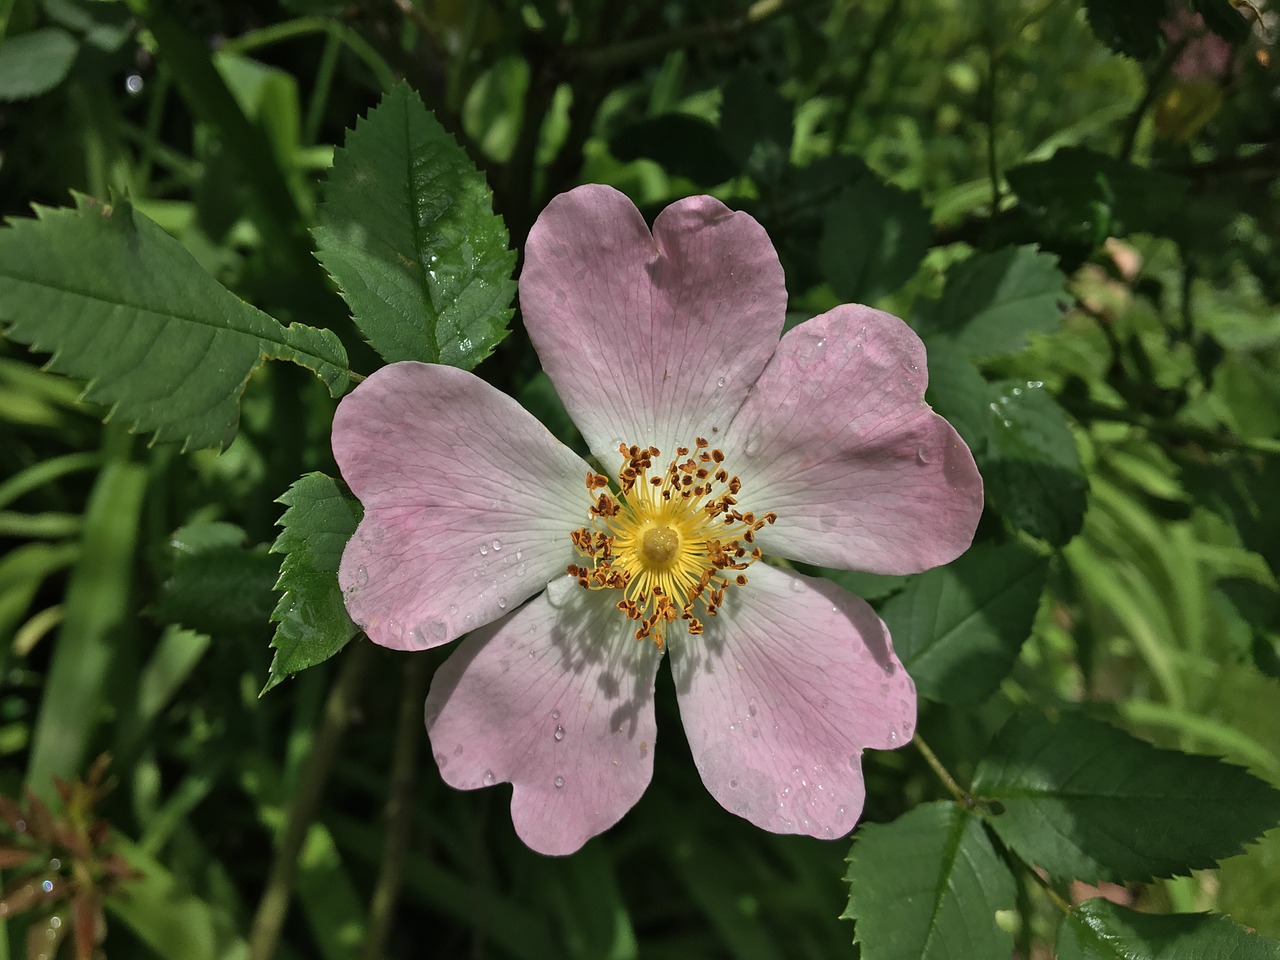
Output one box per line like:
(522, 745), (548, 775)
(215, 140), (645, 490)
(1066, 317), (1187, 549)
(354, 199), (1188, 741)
(567, 439), (777, 649)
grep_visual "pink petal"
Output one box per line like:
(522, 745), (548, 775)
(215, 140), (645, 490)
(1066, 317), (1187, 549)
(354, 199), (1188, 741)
(425, 577), (662, 855)
(670, 563), (915, 838)
(725, 305), (983, 574)
(521, 184), (786, 469)
(333, 362), (593, 650)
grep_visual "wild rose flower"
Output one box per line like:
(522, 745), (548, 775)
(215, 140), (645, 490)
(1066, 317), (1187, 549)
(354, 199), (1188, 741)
(333, 185), (983, 855)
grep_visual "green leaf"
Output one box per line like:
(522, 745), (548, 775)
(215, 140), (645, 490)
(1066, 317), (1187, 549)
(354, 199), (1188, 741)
(973, 712), (1280, 883)
(881, 541), (1049, 705)
(926, 357), (1086, 545)
(1058, 899), (1280, 959)
(1083, 0), (1166, 58)
(719, 69), (792, 183)
(314, 81), (517, 368)
(843, 802), (1016, 960)
(913, 246), (1067, 359)
(0, 196), (349, 452)
(0, 28), (78, 101)
(819, 176), (930, 303)
(153, 522), (278, 638)
(264, 473), (363, 693)
(609, 114), (738, 186)
(1008, 148), (1190, 247)
(978, 379), (1087, 545)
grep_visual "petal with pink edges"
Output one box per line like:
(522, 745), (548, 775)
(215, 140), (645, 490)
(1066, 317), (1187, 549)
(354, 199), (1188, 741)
(333, 362), (593, 650)
(425, 576), (662, 855)
(521, 184), (786, 468)
(724, 305), (983, 574)
(670, 563), (915, 839)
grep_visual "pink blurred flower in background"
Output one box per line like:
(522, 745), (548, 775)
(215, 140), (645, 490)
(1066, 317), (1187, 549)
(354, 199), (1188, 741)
(332, 185), (983, 855)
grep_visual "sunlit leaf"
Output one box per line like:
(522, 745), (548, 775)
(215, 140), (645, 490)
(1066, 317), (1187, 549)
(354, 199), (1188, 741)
(0, 196), (349, 451)
(914, 246), (1067, 359)
(1057, 899), (1280, 959)
(314, 82), (517, 369)
(264, 473), (362, 693)
(843, 802), (1016, 959)
(974, 712), (1280, 883)
(881, 540), (1049, 704)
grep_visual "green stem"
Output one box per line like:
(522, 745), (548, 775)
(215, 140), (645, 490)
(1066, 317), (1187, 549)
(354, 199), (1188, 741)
(219, 16), (397, 93)
(913, 734), (975, 808)
(1119, 37), (1189, 161)
(360, 653), (433, 960)
(248, 642), (375, 960)
(571, 0), (809, 71)
(305, 30), (343, 146)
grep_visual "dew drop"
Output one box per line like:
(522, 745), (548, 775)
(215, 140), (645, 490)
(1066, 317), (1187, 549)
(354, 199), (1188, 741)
(889, 730), (899, 744)
(744, 437), (762, 456)
(551, 708), (561, 720)
(492, 539), (502, 551)
(1002, 418), (1013, 428)
(498, 596), (507, 609)
(554, 724), (565, 741)
(789, 577), (805, 592)
(716, 376), (726, 388)
(1011, 386), (1023, 396)
(479, 543), (488, 556)
(515, 549), (523, 561)
(915, 447), (931, 465)
(448, 603), (459, 615)
(1027, 379), (1044, 389)
(483, 770), (496, 785)
(554, 775), (565, 789)
(355, 566), (369, 586)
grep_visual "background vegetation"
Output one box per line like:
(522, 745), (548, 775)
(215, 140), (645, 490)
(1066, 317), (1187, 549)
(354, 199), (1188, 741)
(1, 0), (1278, 957)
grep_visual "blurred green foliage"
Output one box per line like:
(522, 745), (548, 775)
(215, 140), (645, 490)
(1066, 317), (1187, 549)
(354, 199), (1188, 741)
(2, 0), (1279, 958)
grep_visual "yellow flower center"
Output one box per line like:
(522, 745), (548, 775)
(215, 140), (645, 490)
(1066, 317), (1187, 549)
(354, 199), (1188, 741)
(567, 439), (777, 650)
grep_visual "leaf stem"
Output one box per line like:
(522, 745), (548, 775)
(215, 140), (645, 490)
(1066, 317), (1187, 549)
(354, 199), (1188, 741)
(913, 734), (976, 808)
(248, 641), (374, 960)
(359, 652), (433, 960)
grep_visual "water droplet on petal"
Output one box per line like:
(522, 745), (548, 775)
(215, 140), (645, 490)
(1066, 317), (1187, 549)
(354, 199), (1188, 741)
(479, 543), (488, 556)
(916, 447), (931, 465)
(448, 603), (458, 615)
(554, 724), (565, 741)
(551, 709), (561, 719)
(483, 770), (496, 785)
(355, 566), (369, 586)
(492, 539), (502, 551)
(744, 436), (762, 456)
(498, 596), (507, 609)
(789, 578), (805, 592)
(716, 376), (726, 388)
(889, 730), (899, 744)
(554, 775), (565, 789)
